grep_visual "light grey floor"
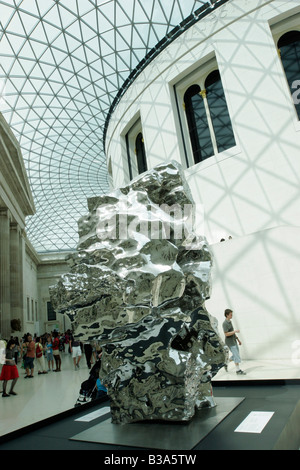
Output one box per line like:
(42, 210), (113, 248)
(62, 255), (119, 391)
(213, 358), (300, 381)
(0, 351), (92, 437)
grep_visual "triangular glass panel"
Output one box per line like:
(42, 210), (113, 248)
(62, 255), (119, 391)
(18, 10), (40, 36)
(80, 10), (99, 35)
(0, 34), (15, 57)
(97, 7), (114, 33)
(6, 32), (27, 55)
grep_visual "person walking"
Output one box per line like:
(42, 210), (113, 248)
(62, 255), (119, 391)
(222, 308), (246, 375)
(83, 342), (93, 369)
(1, 339), (19, 396)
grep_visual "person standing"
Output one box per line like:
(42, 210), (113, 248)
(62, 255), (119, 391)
(13, 337), (20, 365)
(222, 309), (246, 375)
(52, 331), (62, 372)
(45, 335), (54, 371)
(96, 377), (107, 399)
(83, 342), (93, 369)
(69, 334), (82, 370)
(1, 339), (19, 396)
(35, 336), (47, 374)
(23, 334), (35, 378)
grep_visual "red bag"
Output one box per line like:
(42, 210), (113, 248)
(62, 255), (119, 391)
(36, 344), (43, 358)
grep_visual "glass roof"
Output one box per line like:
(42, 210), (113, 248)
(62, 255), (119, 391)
(0, 0), (213, 252)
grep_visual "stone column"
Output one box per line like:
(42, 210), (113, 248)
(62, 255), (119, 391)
(19, 228), (24, 326)
(10, 221), (23, 332)
(0, 208), (11, 339)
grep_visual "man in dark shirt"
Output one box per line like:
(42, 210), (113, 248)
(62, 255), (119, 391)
(222, 309), (246, 375)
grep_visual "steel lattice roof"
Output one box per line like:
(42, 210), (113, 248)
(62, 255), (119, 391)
(0, 0), (214, 252)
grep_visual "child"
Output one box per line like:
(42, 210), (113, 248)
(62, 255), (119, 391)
(45, 335), (54, 371)
(96, 377), (107, 399)
(1, 339), (19, 397)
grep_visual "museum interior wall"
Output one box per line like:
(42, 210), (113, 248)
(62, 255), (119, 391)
(0, 111), (71, 340)
(37, 251), (72, 334)
(0, 111), (35, 339)
(105, 0), (300, 362)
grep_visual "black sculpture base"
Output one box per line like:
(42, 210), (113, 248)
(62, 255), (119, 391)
(70, 397), (244, 450)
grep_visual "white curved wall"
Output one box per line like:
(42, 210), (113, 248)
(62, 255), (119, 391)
(206, 226), (300, 361)
(105, 0), (300, 364)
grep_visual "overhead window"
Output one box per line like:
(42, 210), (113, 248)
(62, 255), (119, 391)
(278, 30), (300, 119)
(183, 69), (235, 165)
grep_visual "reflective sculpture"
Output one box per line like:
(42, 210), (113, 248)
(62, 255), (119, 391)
(50, 161), (226, 424)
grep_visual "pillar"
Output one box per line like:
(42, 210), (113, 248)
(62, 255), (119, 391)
(10, 222), (23, 331)
(0, 208), (11, 339)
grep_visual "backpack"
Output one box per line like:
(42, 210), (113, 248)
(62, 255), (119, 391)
(36, 343), (43, 358)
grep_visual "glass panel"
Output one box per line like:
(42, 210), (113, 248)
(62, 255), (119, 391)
(278, 31), (300, 120)
(184, 85), (214, 163)
(0, 0), (213, 252)
(205, 70), (236, 153)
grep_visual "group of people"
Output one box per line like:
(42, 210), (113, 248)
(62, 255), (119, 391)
(220, 235), (233, 242)
(21, 331), (64, 376)
(0, 330), (101, 398)
(1, 308), (246, 398)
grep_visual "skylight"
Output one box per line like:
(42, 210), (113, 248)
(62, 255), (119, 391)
(0, 0), (213, 252)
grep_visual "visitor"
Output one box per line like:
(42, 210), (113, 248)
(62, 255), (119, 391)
(69, 334), (82, 370)
(64, 330), (70, 353)
(12, 337), (20, 365)
(222, 309), (246, 375)
(45, 334), (54, 371)
(96, 377), (107, 399)
(52, 331), (62, 372)
(0, 339), (19, 397)
(35, 336), (47, 374)
(83, 341), (93, 369)
(59, 332), (65, 353)
(23, 334), (35, 378)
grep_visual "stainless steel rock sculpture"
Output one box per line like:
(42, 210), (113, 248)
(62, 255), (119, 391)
(50, 161), (226, 424)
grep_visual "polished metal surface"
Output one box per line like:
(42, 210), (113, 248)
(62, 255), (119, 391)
(51, 161), (226, 424)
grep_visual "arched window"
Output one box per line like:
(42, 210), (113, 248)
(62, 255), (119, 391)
(135, 132), (147, 174)
(278, 30), (300, 119)
(125, 118), (146, 179)
(184, 84), (214, 163)
(205, 70), (236, 153)
(184, 70), (235, 164)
